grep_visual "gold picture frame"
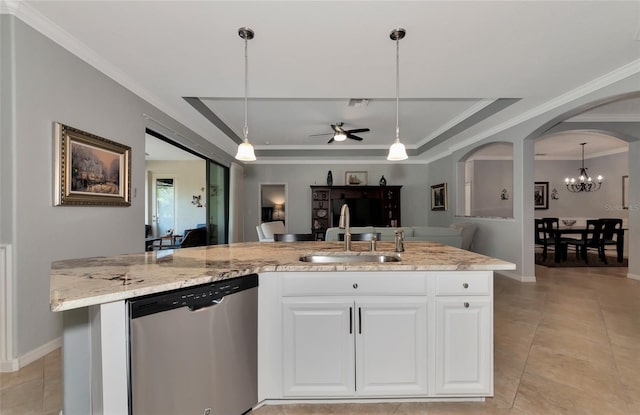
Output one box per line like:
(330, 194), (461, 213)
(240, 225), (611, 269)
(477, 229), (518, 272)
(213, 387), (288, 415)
(430, 183), (447, 211)
(54, 122), (131, 206)
(345, 171), (367, 186)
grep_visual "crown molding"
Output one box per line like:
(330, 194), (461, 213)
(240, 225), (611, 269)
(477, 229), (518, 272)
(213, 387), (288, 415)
(250, 158), (432, 165)
(566, 114), (640, 123)
(10, 2), (234, 159)
(447, 58), (640, 155)
(0, 0), (20, 15)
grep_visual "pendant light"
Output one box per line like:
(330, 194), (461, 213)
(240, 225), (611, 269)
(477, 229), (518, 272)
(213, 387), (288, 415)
(235, 27), (256, 161)
(387, 28), (408, 161)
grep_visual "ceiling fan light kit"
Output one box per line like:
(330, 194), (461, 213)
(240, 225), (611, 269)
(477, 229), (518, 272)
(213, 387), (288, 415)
(234, 27), (256, 162)
(309, 121), (370, 144)
(564, 142), (603, 192)
(387, 28), (408, 161)
(333, 132), (348, 142)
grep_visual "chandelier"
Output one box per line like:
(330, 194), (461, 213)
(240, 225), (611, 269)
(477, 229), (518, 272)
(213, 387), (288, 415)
(564, 142), (603, 192)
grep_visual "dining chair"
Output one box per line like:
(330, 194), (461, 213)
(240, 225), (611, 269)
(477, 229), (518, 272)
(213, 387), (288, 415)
(541, 217), (559, 231)
(338, 232), (382, 242)
(598, 218), (623, 264)
(273, 233), (315, 242)
(563, 219), (603, 264)
(534, 219), (556, 261)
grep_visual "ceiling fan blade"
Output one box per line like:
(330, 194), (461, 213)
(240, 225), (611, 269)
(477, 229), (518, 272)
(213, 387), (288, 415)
(347, 134), (364, 141)
(346, 128), (370, 134)
(327, 137), (335, 144)
(309, 132), (333, 137)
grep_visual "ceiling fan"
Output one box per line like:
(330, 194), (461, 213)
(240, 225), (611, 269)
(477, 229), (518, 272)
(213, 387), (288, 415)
(309, 122), (370, 144)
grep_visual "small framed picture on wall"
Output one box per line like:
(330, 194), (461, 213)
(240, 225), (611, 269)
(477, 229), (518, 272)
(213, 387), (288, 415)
(534, 182), (549, 210)
(430, 183), (447, 211)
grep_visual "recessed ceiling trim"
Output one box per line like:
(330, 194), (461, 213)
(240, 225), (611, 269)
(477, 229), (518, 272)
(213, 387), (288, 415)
(535, 147), (628, 160)
(448, 59), (640, 155)
(414, 99), (496, 148)
(417, 98), (520, 154)
(184, 97), (243, 145)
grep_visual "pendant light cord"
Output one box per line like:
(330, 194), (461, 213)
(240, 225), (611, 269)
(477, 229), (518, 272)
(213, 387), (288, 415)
(243, 36), (249, 142)
(395, 36), (400, 141)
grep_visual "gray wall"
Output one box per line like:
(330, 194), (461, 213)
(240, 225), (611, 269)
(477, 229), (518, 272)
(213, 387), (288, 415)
(2, 16), (227, 357)
(243, 163), (431, 241)
(471, 160), (514, 218)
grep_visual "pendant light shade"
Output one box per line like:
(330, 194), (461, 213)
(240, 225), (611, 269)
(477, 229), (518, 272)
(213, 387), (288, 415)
(235, 27), (256, 162)
(235, 141), (256, 161)
(387, 28), (408, 161)
(387, 139), (408, 160)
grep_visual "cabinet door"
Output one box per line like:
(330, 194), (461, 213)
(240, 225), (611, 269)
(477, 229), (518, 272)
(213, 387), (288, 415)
(434, 298), (492, 395)
(355, 297), (428, 396)
(282, 298), (355, 396)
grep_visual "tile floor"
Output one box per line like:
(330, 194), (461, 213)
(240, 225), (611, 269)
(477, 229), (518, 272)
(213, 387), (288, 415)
(1, 265), (639, 415)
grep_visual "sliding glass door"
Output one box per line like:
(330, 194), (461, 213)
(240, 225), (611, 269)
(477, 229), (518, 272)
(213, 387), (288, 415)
(207, 160), (229, 245)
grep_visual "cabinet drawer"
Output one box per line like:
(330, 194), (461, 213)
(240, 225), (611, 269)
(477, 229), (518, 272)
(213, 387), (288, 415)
(434, 272), (491, 296)
(282, 272), (427, 297)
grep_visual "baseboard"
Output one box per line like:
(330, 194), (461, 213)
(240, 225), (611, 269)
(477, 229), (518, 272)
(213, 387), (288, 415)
(496, 270), (536, 283)
(0, 356), (19, 372)
(628, 273), (640, 281)
(0, 337), (61, 373)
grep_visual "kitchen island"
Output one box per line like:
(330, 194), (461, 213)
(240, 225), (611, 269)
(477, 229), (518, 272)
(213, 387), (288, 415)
(50, 241), (515, 414)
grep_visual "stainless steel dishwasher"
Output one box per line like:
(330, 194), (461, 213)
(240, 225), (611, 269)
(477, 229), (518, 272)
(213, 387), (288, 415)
(128, 274), (258, 415)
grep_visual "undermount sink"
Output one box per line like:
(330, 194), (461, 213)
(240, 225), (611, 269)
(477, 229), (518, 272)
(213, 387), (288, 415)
(299, 253), (401, 263)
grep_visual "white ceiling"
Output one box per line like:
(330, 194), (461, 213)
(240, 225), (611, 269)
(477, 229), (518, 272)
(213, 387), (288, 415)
(18, 1), (640, 161)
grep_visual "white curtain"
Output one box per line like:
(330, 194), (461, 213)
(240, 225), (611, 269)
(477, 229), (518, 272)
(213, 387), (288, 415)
(228, 162), (244, 243)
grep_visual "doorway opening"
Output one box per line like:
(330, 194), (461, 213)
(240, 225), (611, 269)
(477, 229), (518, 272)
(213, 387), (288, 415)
(145, 129), (229, 249)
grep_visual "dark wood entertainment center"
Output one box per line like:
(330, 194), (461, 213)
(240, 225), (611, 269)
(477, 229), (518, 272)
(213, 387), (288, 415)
(310, 185), (402, 240)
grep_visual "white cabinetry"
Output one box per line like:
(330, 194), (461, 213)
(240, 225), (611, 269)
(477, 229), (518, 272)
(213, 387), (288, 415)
(433, 272), (493, 396)
(258, 270), (493, 402)
(280, 272), (428, 398)
(356, 298), (427, 396)
(282, 299), (354, 396)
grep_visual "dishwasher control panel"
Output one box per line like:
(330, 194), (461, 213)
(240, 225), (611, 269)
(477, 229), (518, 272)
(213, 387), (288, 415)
(129, 273), (258, 319)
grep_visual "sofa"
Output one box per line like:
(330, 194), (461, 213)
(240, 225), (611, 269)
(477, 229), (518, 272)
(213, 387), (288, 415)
(324, 223), (477, 250)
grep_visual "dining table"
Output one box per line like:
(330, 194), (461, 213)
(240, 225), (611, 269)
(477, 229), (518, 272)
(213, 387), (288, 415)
(550, 225), (626, 263)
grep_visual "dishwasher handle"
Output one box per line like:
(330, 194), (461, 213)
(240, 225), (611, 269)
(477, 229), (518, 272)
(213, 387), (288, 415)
(188, 297), (224, 312)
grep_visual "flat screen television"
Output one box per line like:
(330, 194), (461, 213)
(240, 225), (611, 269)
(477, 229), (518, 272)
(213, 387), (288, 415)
(331, 198), (382, 227)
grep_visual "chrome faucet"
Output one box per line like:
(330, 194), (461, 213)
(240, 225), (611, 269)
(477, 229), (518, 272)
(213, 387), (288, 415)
(394, 230), (405, 253)
(339, 203), (351, 251)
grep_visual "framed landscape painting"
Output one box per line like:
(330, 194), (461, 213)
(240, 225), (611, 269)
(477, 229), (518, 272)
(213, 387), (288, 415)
(534, 181), (549, 210)
(430, 183), (447, 211)
(54, 122), (131, 206)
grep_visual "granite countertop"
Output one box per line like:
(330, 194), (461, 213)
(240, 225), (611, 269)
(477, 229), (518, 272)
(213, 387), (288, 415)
(50, 241), (515, 312)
